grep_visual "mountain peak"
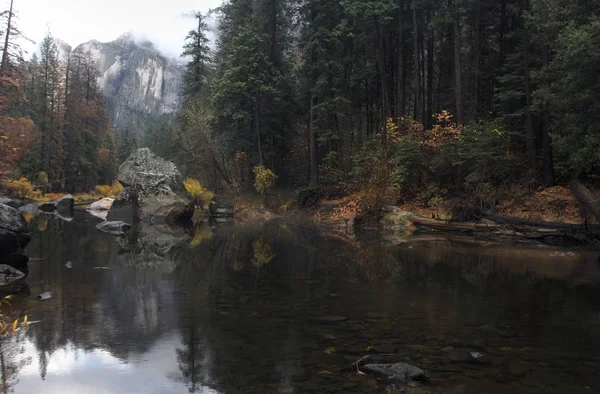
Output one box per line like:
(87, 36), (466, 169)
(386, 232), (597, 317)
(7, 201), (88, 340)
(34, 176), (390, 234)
(116, 31), (136, 43)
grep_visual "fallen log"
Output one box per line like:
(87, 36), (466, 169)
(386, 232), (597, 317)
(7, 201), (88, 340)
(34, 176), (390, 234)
(483, 213), (600, 232)
(410, 214), (599, 247)
(410, 217), (500, 233)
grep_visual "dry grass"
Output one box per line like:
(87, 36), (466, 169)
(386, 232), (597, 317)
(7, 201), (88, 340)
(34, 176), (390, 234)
(497, 185), (598, 224)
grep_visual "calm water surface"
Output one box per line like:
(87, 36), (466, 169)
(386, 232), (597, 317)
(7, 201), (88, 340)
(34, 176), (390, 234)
(1, 212), (600, 393)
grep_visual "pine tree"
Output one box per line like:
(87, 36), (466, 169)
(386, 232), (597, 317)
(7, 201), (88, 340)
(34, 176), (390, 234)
(181, 12), (212, 101)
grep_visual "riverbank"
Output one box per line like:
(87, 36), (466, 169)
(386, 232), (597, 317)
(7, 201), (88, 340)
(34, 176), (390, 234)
(230, 183), (600, 247)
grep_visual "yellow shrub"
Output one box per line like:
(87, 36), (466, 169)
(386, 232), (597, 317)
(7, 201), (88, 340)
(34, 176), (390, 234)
(1, 178), (40, 199)
(184, 178), (214, 209)
(93, 181), (123, 197)
(252, 165), (276, 196)
(74, 194), (97, 204)
(33, 192), (63, 203)
(111, 180), (123, 195)
(94, 184), (112, 196)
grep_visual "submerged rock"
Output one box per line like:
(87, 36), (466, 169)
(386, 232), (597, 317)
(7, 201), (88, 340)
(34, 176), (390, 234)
(354, 355), (429, 386)
(96, 221), (132, 235)
(360, 363), (428, 385)
(107, 148), (194, 224)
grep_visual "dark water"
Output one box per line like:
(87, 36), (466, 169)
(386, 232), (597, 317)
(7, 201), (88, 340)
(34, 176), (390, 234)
(1, 212), (600, 393)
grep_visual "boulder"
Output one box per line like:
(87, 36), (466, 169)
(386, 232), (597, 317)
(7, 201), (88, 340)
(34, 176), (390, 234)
(0, 265), (25, 288)
(96, 221), (132, 235)
(55, 194), (75, 211)
(19, 203), (38, 214)
(107, 148), (194, 224)
(0, 204), (28, 235)
(87, 198), (114, 221)
(38, 194), (74, 213)
(88, 197), (114, 212)
(0, 197), (24, 209)
(38, 202), (56, 212)
(0, 204), (30, 274)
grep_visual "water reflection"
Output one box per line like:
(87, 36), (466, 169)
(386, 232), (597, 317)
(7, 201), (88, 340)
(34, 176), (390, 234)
(3, 212), (600, 393)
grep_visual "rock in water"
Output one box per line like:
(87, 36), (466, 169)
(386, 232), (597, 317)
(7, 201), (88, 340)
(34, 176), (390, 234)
(353, 356), (429, 386)
(107, 148), (194, 224)
(96, 221), (132, 235)
(0, 204), (28, 235)
(87, 197), (114, 220)
(38, 194), (74, 213)
(0, 265), (25, 288)
(0, 204), (30, 274)
(0, 197), (24, 209)
(55, 194), (75, 211)
(88, 197), (114, 212)
(360, 363), (428, 385)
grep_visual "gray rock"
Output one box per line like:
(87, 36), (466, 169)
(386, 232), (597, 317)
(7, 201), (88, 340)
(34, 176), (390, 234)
(38, 202), (57, 212)
(87, 198), (114, 221)
(0, 197), (24, 209)
(0, 204), (28, 234)
(107, 148), (194, 224)
(19, 203), (38, 214)
(55, 194), (74, 211)
(88, 197), (114, 211)
(360, 363), (428, 385)
(38, 291), (52, 300)
(38, 194), (74, 213)
(0, 265), (25, 288)
(96, 221), (132, 235)
(0, 204), (31, 272)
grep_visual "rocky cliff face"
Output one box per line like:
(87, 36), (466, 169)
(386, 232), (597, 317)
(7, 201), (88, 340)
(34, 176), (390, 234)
(74, 33), (183, 132)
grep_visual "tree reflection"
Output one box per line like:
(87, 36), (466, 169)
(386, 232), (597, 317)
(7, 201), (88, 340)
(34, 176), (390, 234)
(0, 337), (31, 393)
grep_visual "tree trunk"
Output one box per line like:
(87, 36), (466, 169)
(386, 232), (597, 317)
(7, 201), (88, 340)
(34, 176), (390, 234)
(453, 2), (464, 124)
(473, 4), (481, 119)
(0, 0), (14, 75)
(255, 101), (263, 166)
(396, 0), (405, 118)
(309, 93), (318, 186)
(376, 16), (390, 120)
(570, 179), (600, 224)
(426, 12), (434, 129)
(412, 5), (421, 122)
(523, 27), (536, 172)
(541, 44), (554, 186)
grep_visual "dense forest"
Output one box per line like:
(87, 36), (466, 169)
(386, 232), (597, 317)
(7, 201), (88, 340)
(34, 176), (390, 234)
(0, 0), (115, 192)
(1, 0), (599, 216)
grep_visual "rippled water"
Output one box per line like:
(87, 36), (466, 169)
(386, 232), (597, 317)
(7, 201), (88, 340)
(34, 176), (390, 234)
(1, 211), (600, 393)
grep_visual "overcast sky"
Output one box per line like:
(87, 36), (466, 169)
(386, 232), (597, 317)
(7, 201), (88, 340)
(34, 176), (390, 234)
(6, 0), (222, 59)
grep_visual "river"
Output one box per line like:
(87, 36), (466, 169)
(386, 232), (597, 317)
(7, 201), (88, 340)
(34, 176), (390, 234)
(1, 211), (600, 393)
